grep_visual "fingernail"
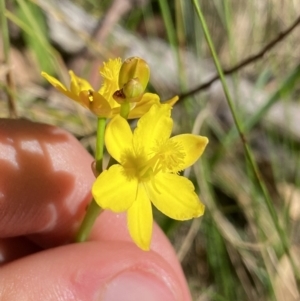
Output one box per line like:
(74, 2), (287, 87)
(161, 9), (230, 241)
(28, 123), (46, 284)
(99, 270), (178, 301)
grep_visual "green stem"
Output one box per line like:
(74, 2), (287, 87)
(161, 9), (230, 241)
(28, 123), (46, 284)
(120, 102), (130, 119)
(192, 0), (300, 281)
(95, 117), (106, 173)
(75, 199), (102, 242)
(75, 117), (106, 243)
(158, 0), (186, 92)
(0, 0), (9, 60)
(0, 0), (17, 118)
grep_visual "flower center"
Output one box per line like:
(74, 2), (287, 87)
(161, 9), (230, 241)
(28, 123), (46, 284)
(151, 140), (186, 173)
(121, 140), (186, 185)
(121, 150), (150, 182)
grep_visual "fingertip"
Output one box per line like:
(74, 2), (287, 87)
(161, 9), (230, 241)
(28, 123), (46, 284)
(90, 211), (192, 301)
(0, 242), (188, 301)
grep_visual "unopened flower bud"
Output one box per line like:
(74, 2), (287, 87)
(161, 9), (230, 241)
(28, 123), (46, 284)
(118, 57), (150, 91)
(122, 78), (144, 102)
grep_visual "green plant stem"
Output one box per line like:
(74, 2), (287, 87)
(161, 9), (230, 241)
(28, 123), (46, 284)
(75, 117), (106, 242)
(95, 117), (106, 173)
(0, 0), (17, 118)
(158, 0), (186, 92)
(120, 102), (130, 119)
(192, 0), (300, 281)
(75, 199), (102, 242)
(0, 1), (9, 62)
(158, 0), (177, 52)
(211, 65), (300, 166)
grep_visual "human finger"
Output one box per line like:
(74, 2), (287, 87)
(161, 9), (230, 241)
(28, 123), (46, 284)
(0, 240), (190, 301)
(0, 118), (94, 247)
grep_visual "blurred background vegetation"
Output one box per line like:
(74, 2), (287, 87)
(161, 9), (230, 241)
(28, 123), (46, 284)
(1, 0), (300, 300)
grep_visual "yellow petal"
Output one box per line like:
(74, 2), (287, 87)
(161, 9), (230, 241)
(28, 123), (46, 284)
(163, 95), (179, 106)
(41, 71), (79, 101)
(92, 164), (138, 211)
(88, 92), (114, 118)
(41, 72), (67, 92)
(127, 184), (153, 250)
(146, 172), (205, 220)
(128, 93), (160, 119)
(133, 104), (173, 158)
(169, 134), (209, 171)
(105, 115), (133, 163)
(99, 58), (122, 104)
(69, 70), (93, 95)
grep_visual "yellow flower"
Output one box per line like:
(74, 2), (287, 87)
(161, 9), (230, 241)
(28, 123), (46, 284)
(92, 104), (208, 250)
(41, 57), (172, 118)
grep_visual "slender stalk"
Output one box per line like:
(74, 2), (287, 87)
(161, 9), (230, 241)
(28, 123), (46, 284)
(120, 102), (130, 119)
(178, 15), (300, 100)
(75, 117), (106, 242)
(192, 0), (300, 281)
(95, 117), (106, 173)
(158, 0), (177, 52)
(0, 0), (17, 118)
(75, 199), (102, 242)
(158, 0), (186, 92)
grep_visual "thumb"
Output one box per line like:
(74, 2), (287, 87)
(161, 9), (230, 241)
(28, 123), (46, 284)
(0, 241), (185, 301)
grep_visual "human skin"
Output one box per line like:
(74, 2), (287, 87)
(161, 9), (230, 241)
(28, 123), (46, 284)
(0, 119), (192, 301)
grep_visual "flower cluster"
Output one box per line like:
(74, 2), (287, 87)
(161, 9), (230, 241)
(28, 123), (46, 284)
(42, 57), (177, 119)
(42, 57), (208, 250)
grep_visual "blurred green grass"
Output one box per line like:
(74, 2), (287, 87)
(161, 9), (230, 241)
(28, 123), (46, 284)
(1, 0), (300, 300)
